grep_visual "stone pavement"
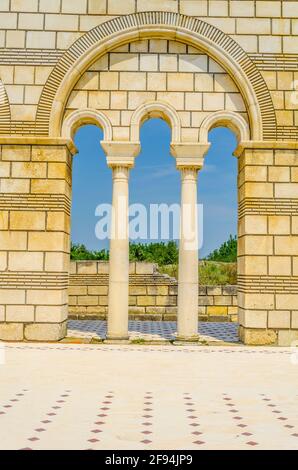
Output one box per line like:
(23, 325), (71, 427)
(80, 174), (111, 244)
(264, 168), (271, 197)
(68, 320), (239, 344)
(0, 341), (298, 450)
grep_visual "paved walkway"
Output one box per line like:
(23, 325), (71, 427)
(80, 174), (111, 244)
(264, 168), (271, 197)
(68, 320), (239, 343)
(0, 341), (298, 450)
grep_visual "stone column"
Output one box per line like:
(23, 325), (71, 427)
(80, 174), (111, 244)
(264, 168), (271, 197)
(171, 143), (210, 342)
(101, 142), (140, 342)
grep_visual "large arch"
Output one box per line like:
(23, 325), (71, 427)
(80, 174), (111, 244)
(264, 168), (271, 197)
(35, 12), (276, 141)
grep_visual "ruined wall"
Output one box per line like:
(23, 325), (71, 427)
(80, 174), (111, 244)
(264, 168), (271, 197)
(68, 261), (238, 322)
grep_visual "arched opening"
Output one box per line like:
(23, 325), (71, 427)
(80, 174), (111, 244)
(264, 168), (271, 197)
(71, 125), (110, 255)
(199, 126), (238, 327)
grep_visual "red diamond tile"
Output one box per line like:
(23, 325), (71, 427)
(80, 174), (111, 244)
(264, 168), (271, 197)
(284, 425), (294, 429)
(186, 409), (195, 412)
(141, 440), (152, 444)
(188, 416), (197, 419)
(91, 429), (102, 434)
(242, 432), (252, 436)
(142, 415), (152, 418)
(237, 424), (247, 428)
(190, 423), (199, 427)
(278, 417), (287, 421)
(246, 441), (258, 446)
(292, 433), (298, 437)
(35, 428), (46, 433)
(28, 437), (39, 442)
(142, 422), (152, 426)
(193, 440), (205, 445)
(41, 420), (51, 424)
(233, 417), (243, 420)
(192, 432), (202, 436)
(0, 412), (5, 415)
(144, 408), (152, 411)
(141, 431), (152, 435)
(101, 407), (109, 410)
(88, 439), (99, 443)
(47, 413), (56, 416)
(97, 414), (107, 417)
(94, 421), (105, 425)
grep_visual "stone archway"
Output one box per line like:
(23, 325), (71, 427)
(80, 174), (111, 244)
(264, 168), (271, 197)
(0, 9), (297, 346)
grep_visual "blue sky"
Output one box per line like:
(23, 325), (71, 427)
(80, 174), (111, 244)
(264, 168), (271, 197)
(72, 120), (238, 258)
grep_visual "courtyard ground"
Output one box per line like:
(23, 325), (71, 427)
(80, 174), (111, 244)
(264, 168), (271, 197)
(0, 321), (298, 450)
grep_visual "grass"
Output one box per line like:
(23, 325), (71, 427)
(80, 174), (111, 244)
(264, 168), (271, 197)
(159, 261), (237, 285)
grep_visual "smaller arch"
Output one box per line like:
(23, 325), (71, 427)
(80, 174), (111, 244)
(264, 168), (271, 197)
(61, 108), (113, 142)
(130, 101), (181, 143)
(199, 111), (250, 144)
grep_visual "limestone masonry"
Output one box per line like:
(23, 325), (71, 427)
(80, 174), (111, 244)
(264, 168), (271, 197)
(68, 261), (238, 322)
(0, 1), (298, 345)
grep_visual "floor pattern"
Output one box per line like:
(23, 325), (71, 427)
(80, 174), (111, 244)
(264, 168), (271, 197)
(0, 342), (297, 450)
(67, 320), (239, 343)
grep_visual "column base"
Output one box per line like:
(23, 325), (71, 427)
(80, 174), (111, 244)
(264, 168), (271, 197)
(104, 336), (130, 344)
(174, 335), (200, 345)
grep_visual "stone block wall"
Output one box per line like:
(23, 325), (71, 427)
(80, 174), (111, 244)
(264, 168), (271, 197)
(68, 261), (238, 322)
(237, 144), (298, 346)
(0, 141), (71, 341)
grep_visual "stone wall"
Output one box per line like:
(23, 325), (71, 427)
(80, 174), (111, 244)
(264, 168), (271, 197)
(69, 261), (238, 322)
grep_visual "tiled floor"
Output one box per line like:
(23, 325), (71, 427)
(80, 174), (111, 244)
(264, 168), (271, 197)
(0, 342), (297, 449)
(68, 320), (239, 343)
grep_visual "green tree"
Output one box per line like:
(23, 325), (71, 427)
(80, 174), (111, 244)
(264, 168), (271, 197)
(206, 235), (237, 262)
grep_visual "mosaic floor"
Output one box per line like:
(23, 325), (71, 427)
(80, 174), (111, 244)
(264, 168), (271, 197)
(68, 320), (239, 343)
(0, 342), (297, 450)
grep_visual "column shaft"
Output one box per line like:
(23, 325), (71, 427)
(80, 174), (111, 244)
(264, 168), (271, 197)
(107, 166), (130, 340)
(177, 168), (199, 341)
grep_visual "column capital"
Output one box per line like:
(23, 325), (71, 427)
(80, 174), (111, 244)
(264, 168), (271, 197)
(234, 140), (298, 157)
(170, 142), (210, 170)
(101, 141), (141, 168)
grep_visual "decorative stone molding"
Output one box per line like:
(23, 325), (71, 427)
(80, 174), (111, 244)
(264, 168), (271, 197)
(170, 143), (210, 170)
(199, 111), (250, 144)
(130, 100), (181, 143)
(33, 12), (275, 141)
(101, 141), (141, 168)
(62, 108), (113, 142)
(234, 140), (298, 157)
(0, 136), (77, 155)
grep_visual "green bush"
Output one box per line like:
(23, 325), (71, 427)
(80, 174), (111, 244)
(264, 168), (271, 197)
(129, 241), (178, 265)
(159, 261), (237, 285)
(71, 243), (109, 261)
(206, 235), (237, 263)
